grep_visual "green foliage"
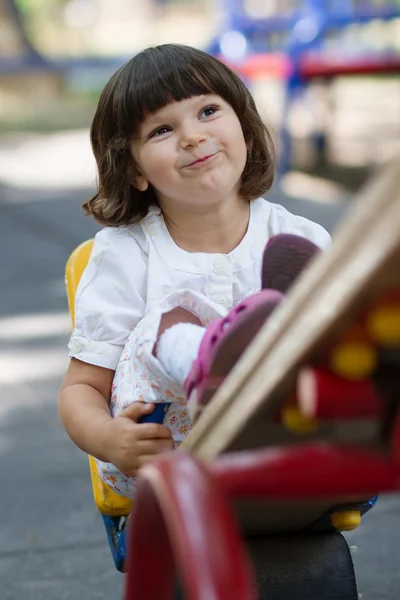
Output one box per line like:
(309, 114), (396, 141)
(15, 0), (65, 17)
(15, 0), (43, 14)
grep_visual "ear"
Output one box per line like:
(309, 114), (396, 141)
(128, 164), (149, 192)
(133, 174), (149, 192)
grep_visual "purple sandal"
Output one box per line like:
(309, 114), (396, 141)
(184, 289), (283, 422)
(262, 233), (320, 294)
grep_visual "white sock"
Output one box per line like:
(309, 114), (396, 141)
(156, 323), (206, 385)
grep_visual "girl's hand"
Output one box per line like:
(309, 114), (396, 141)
(102, 403), (174, 477)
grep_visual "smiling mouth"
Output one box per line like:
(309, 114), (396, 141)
(186, 153), (218, 167)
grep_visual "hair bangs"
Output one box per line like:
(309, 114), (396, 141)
(119, 45), (239, 137)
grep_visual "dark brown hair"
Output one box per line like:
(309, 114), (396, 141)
(84, 43), (276, 227)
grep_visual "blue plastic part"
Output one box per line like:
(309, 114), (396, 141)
(139, 402), (171, 424)
(102, 514), (127, 572)
(360, 495), (378, 515)
(102, 402), (171, 570)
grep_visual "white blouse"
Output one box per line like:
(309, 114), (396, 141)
(69, 197), (331, 370)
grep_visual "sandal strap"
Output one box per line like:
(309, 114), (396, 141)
(184, 290), (283, 400)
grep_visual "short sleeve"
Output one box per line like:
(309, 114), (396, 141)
(292, 214), (331, 250)
(267, 201), (331, 250)
(68, 227), (148, 370)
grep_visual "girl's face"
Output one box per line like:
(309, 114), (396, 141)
(130, 94), (247, 212)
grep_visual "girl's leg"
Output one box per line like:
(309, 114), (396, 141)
(156, 291), (284, 422)
(153, 306), (203, 356)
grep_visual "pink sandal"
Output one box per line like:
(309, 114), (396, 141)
(184, 289), (283, 422)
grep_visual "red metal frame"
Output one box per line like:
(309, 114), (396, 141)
(230, 52), (400, 81)
(211, 444), (399, 499)
(124, 434), (400, 598)
(124, 453), (257, 600)
(300, 56), (400, 78)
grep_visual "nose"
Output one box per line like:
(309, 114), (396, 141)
(179, 124), (206, 149)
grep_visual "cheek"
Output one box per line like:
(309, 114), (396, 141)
(220, 121), (247, 160)
(229, 128), (247, 169)
(141, 145), (175, 182)
(238, 131), (248, 163)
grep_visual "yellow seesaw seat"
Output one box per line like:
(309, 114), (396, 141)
(65, 239), (132, 517)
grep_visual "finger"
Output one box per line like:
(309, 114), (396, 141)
(130, 423), (173, 440)
(136, 438), (175, 455)
(120, 402), (155, 422)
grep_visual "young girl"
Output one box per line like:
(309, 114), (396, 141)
(59, 44), (330, 498)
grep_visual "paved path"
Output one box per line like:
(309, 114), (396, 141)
(0, 140), (399, 598)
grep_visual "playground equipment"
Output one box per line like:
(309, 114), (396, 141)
(209, 1), (400, 170)
(0, 0), (57, 74)
(65, 154), (400, 597)
(0, 0), (62, 117)
(122, 155), (400, 599)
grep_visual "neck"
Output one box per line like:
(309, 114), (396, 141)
(161, 197), (251, 254)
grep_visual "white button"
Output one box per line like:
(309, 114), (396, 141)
(215, 296), (229, 308)
(213, 258), (230, 275)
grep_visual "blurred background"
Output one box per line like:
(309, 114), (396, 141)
(0, 1), (399, 598)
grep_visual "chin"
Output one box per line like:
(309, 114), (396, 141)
(196, 194), (236, 210)
(199, 179), (238, 199)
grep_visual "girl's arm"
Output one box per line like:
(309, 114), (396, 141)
(58, 358), (115, 462)
(58, 358), (174, 474)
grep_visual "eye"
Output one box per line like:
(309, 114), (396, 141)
(200, 105), (219, 118)
(149, 125), (170, 138)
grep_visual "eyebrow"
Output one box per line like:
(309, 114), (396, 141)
(143, 95), (220, 128)
(143, 112), (165, 126)
(140, 112), (169, 137)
